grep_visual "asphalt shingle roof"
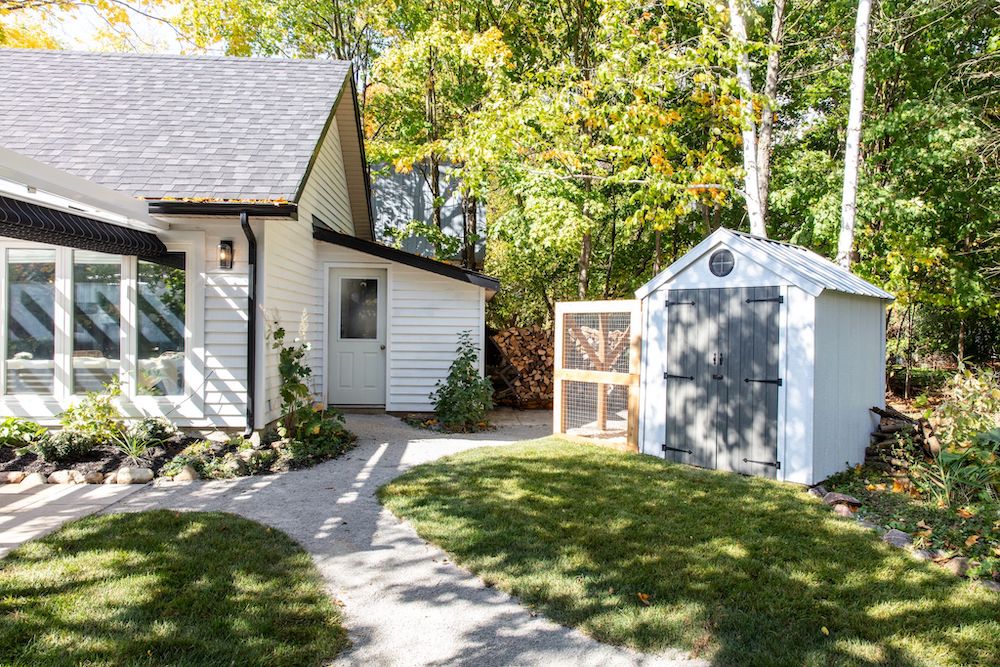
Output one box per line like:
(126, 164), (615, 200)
(0, 49), (352, 201)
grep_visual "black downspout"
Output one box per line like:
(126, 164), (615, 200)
(241, 211), (257, 437)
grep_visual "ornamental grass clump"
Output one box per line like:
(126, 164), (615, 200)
(430, 330), (494, 431)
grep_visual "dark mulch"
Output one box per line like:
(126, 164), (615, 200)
(0, 435), (194, 477)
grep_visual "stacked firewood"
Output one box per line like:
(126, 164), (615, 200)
(866, 405), (942, 471)
(490, 326), (554, 408)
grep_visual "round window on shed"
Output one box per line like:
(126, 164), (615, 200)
(709, 249), (735, 277)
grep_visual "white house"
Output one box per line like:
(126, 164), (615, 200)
(0, 49), (498, 432)
(636, 228), (893, 486)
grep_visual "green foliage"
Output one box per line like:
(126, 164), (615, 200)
(430, 331), (493, 430)
(286, 409), (355, 465)
(932, 369), (1000, 450)
(383, 219), (461, 260)
(35, 430), (97, 463)
(58, 379), (124, 447)
(126, 416), (177, 444)
(0, 417), (44, 449)
(268, 319), (313, 434)
(112, 431), (150, 467)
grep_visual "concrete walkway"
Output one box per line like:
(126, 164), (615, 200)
(112, 413), (704, 667)
(0, 482), (145, 557)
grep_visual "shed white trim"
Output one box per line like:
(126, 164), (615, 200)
(635, 228), (893, 301)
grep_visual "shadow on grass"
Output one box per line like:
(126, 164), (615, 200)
(379, 439), (1000, 666)
(0, 510), (346, 667)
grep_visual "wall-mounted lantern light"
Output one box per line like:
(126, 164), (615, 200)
(218, 240), (234, 270)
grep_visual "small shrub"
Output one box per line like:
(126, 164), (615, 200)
(0, 416), (44, 448)
(35, 430), (97, 463)
(59, 379), (124, 446)
(932, 368), (1000, 447)
(286, 407), (355, 465)
(127, 416), (176, 444)
(430, 331), (494, 431)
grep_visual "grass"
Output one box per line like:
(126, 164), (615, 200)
(379, 438), (1000, 666)
(0, 511), (347, 666)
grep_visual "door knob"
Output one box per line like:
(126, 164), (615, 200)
(380, 344), (386, 350)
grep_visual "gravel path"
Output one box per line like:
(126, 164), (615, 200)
(111, 413), (703, 667)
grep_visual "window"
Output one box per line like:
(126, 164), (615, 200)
(709, 249), (735, 277)
(72, 251), (122, 394)
(6, 249), (55, 394)
(137, 258), (186, 396)
(340, 278), (378, 339)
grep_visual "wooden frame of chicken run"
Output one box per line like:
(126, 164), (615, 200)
(553, 300), (642, 452)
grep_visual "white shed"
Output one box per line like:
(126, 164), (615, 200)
(635, 228), (893, 486)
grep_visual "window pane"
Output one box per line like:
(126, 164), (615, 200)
(137, 258), (186, 396)
(6, 249), (55, 394)
(73, 251), (121, 394)
(340, 278), (378, 339)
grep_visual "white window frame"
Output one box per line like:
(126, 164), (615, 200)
(0, 232), (204, 421)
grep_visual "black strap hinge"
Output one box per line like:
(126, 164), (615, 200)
(743, 458), (781, 469)
(664, 372), (694, 381)
(744, 377), (783, 386)
(665, 300), (695, 307)
(662, 444), (693, 454)
(746, 295), (784, 304)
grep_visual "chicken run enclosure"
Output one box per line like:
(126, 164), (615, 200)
(553, 300), (641, 452)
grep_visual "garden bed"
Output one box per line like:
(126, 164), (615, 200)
(0, 433), (191, 479)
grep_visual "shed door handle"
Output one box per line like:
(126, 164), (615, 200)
(380, 344), (386, 350)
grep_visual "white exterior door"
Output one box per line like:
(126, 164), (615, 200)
(328, 268), (387, 406)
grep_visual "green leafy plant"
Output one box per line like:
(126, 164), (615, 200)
(35, 430), (97, 463)
(0, 416), (45, 448)
(430, 330), (493, 431)
(113, 431), (150, 466)
(127, 416), (176, 444)
(383, 220), (462, 260)
(932, 369), (1000, 448)
(286, 408), (355, 465)
(268, 319), (313, 437)
(59, 379), (125, 446)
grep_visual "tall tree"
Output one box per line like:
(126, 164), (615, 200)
(836, 0), (872, 269)
(727, 0), (766, 236)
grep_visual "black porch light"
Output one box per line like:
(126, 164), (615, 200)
(218, 239), (234, 270)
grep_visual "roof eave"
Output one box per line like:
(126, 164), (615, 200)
(147, 200), (298, 217)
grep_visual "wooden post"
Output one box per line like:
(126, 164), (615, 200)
(596, 313), (608, 430)
(626, 301), (642, 453)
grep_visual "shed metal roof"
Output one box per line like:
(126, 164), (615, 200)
(635, 228), (894, 301)
(0, 49), (352, 202)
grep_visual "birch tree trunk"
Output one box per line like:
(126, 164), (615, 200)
(837, 0), (873, 269)
(728, 0), (767, 237)
(757, 0), (786, 225)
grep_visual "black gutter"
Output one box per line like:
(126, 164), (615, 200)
(312, 221), (500, 294)
(240, 211), (258, 436)
(147, 201), (297, 218)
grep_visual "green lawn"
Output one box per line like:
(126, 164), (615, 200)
(0, 511), (346, 666)
(380, 438), (1000, 666)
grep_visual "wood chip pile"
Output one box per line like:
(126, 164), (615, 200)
(490, 326), (554, 409)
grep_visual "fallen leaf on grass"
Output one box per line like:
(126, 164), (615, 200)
(821, 626), (830, 636)
(965, 534), (980, 547)
(637, 592), (651, 606)
(957, 507), (974, 519)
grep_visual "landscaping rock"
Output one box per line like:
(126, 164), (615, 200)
(978, 580), (1000, 593)
(941, 557), (970, 577)
(20, 472), (48, 486)
(173, 464), (199, 482)
(84, 471), (104, 484)
(70, 470), (87, 484)
(882, 529), (913, 548)
(116, 466), (153, 485)
(911, 549), (934, 562)
(822, 492), (861, 508)
(103, 471), (118, 484)
(47, 470), (75, 484)
(807, 485), (828, 499)
(0, 471), (25, 484)
(856, 518), (880, 531)
(833, 504), (855, 517)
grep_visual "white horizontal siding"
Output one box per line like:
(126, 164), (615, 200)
(314, 242), (485, 412)
(298, 117), (353, 235)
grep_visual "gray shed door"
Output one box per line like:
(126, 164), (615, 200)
(661, 287), (781, 478)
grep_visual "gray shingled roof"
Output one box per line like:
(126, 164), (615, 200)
(0, 49), (352, 201)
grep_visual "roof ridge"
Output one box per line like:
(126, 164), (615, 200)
(725, 228), (812, 252)
(0, 47), (351, 67)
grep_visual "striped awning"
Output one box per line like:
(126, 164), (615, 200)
(0, 194), (167, 259)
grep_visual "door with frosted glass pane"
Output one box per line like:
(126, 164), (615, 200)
(328, 269), (386, 405)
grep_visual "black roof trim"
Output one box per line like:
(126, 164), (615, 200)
(147, 201), (297, 217)
(312, 222), (499, 294)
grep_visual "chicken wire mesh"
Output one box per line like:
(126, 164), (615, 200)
(556, 307), (637, 446)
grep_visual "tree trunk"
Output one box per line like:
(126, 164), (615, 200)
(757, 0), (786, 225)
(837, 0), (872, 269)
(426, 47), (443, 230)
(578, 231), (592, 299)
(958, 317), (966, 367)
(461, 193), (477, 269)
(728, 0), (766, 237)
(653, 229), (662, 274)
